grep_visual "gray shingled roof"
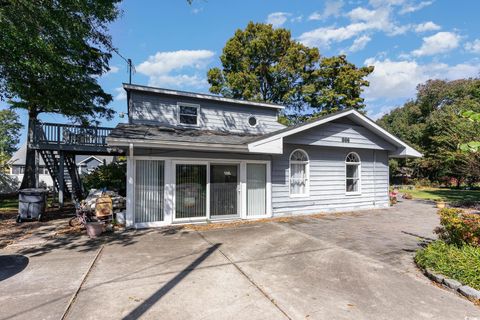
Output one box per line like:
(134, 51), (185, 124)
(108, 123), (263, 145)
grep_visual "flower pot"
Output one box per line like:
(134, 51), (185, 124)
(85, 222), (104, 238)
(436, 201), (446, 209)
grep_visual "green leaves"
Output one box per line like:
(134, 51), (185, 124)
(208, 22), (373, 116)
(0, 0), (121, 123)
(0, 109), (22, 164)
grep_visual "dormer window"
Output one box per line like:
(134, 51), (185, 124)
(178, 103), (199, 126)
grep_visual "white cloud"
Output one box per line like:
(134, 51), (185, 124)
(291, 15), (303, 23)
(349, 35), (372, 52)
(266, 12), (291, 28)
(363, 58), (480, 101)
(114, 87), (126, 101)
(414, 21), (441, 33)
(369, 0), (405, 7)
(411, 31), (460, 56)
(136, 50), (214, 89)
(399, 1), (433, 14)
(300, 6), (406, 48)
(105, 66), (120, 75)
(308, 0), (344, 21)
(465, 39), (480, 54)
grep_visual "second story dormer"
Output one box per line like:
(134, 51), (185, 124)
(124, 83), (286, 134)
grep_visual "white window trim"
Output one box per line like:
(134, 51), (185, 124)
(177, 102), (200, 127)
(247, 114), (258, 128)
(345, 152), (362, 196)
(289, 149), (310, 198)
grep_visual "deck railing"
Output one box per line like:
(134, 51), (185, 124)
(33, 122), (113, 147)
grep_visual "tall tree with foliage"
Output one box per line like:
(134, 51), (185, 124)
(0, 109), (23, 165)
(0, 0), (121, 189)
(207, 22), (373, 122)
(378, 79), (480, 186)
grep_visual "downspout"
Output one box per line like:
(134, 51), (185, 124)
(373, 150), (376, 207)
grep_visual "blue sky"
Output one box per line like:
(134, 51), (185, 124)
(5, 0), (480, 144)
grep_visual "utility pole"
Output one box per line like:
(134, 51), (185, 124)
(128, 58), (132, 84)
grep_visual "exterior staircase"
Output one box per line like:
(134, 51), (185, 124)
(39, 150), (84, 200)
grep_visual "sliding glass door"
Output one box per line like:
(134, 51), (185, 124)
(135, 160), (165, 223)
(175, 163), (207, 219)
(210, 164), (239, 218)
(247, 163), (267, 217)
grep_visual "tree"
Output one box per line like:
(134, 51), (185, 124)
(0, 0), (121, 189)
(303, 55), (373, 115)
(207, 22), (373, 120)
(459, 110), (480, 152)
(378, 79), (480, 186)
(0, 109), (23, 165)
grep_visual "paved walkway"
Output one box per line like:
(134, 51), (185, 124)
(1, 200), (479, 319)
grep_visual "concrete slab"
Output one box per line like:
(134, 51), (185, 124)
(2, 200), (480, 320)
(0, 237), (99, 320)
(66, 230), (286, 320)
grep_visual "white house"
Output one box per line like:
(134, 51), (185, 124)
(106, 83), (421, 228)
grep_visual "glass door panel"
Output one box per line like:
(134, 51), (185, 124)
(247, 163), (266, 216)
(135, 160), (165, 223)
(210, 164), (239, 217)
(175, 164), (207, 219)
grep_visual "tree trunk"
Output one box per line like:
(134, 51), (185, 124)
(19, 110), (38, 189)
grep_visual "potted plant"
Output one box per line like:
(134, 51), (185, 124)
(436, 200), (447, 209)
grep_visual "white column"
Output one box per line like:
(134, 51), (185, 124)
(164, 159), (174, 224)
(126, 144), (134, 228)
(240, 161), (247, 219)
(266, 161), (272, 217)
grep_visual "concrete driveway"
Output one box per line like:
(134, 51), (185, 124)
(1, 200), (479, 320)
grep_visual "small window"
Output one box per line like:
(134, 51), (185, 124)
(289, 149), (309, 197)
(248, 116), (257, 127)
(345, 152), (361, 194)
(178, 104), (199, 125)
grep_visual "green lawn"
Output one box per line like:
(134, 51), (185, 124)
(0, 198), (18, 210)
(398, 187), (480, 202)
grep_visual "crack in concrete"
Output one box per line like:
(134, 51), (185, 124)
(196, 231), (293, 320)
(62, 244), (105, 320)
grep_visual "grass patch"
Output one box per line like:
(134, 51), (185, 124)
(399, 187), (480, 202)
(0, 198), (18, 211)
(415, 240), (480, 290)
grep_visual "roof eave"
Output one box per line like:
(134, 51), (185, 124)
(123, 83), (285, 110)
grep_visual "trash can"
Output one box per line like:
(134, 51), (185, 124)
(17, 188), (47, 222)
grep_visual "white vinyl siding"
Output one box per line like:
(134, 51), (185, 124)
(247, 163), (267, 216)
(130, 91), (285, 134)
(272, 146), (389, 215)
(134, 160), (165, 223)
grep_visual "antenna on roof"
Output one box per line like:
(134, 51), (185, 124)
(128, 59), (133, 84)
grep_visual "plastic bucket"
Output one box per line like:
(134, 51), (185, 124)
(85, 222), (103, 238)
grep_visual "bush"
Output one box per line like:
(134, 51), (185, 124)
(82, 161), (126, 196)
(435, 208), (480, 247)
(413, 178), (432, 188)
(415, 241), (480, 290)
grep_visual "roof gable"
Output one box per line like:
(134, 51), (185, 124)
(248, 109), (422, 158)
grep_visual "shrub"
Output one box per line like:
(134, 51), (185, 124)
(413, 178), (432, 188)
(415, 241), (480, 290)
(435, 208), (480, 247)
(82, 161), (126, 196)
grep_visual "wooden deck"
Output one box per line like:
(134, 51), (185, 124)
(31, 122), (124, 155)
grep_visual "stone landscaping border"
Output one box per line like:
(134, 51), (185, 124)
(421, 268), (480, 302)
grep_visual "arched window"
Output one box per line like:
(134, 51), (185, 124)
(345, 152), (361, 194)
(290, 149), (309, 196)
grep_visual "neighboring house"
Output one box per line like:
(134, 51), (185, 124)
(107, 83), (421, 228)
(76, 155), (114, 175)
(7, 143), (113, 188)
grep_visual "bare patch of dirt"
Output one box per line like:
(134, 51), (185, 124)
(0, 204), (81, 249)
